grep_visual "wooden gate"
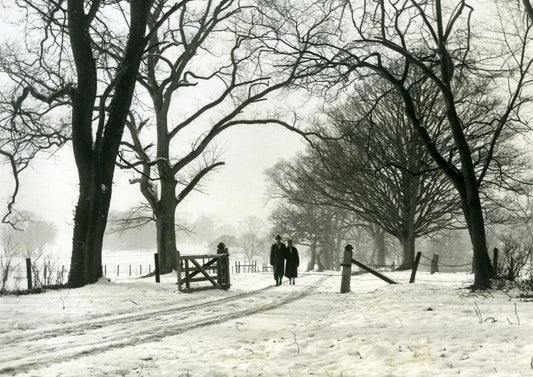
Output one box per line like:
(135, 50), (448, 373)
(177, 251), (230, 292)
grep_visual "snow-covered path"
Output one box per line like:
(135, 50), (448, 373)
(0, 273), (329, 375)
(1, 271), (533, 377)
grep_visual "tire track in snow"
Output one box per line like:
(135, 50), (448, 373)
(1, 283), (273, 345)
(0, 274), (331, 375)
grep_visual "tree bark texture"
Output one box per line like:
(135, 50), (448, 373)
(371, 225), (387, 266)
(155, 176), (179, 274)
(68, 0), (152, 287)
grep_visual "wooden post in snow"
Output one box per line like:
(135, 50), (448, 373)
(340, 244), (353, 293)
(154, 253), (160, 283)
(409, 251), (422, 283)
(26, 258), (32, 290)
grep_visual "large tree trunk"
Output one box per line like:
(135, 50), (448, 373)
(156, 177), (178, 274)
(375, 230), (387, 266)
(323, 239), (334, 270)
(333, 236), (342, 271)
(316, 249), (324, 272)
(398, 176), (417, 270)
(70, 168), (113, 286)
(156, 213), (178, 274)
(398, 151), (419, 270)
(369, 224), (386, 266)
(398, 229), (416, 270)
(406, 80), (492, 287)
(459, 183), (493, 288)
(437, 2), (491, 288)
(68, 0), (151, 288)
(67, 0), (98, 288)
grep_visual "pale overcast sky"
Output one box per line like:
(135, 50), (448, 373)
(1, 120), (307, 245)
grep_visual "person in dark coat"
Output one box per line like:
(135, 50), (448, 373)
(270, 234), (286, 286)
(285, 239), (299, 285)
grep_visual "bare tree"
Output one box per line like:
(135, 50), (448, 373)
(265, 0), (533, 288)
(268, 201), (322, 271)
(0, 228), (19, 292)
(0, 48), (70, 228)
(307, 79), (463, 269)
(266, 170), (362, 271)
(2, 1), (187, 287)
(116, 0), (329, 273)
(0, 211), (57, 269)
(237, 215), (266, 263)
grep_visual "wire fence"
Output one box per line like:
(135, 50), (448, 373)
(1, 250), (478, 293)
(0, 257), (69, 292)
(0, 255), (277, 293)
(418, 252), (473, 272)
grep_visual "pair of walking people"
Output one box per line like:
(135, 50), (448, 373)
(269, 235), (299, 286)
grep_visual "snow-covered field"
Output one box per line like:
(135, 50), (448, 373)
(1, 270), (532, 377)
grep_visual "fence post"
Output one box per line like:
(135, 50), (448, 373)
(154, 253), (160, 283)
(140, 264), (142, 276)
(26, 258), (32, 290)
(409, 252), (422, 283)
(221, 253), (230, 288)
(117, 265), (120, 277)
(176, 251), (182, 291)
(129, 265), (132, 276)
(340, 245), (353, 293)
(226, 253), (231, 287)
(430, 253), (439, 274)
(493, 248), (499, 278)
(185, 259), (190, 290)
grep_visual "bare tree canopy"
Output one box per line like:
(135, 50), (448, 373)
(1, 0), (189, 287)
(113, 0), (332, 273)
(261, 0), (533, 288)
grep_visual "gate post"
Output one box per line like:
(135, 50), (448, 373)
(340, 244), (353, 293)
(26, 258), (32, 290)
(221, 252), (230, 288)
(176, 251), (182, 291)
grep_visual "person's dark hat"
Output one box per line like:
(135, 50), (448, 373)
(275, 235), (282, 240)
(345, 244), (353, 250)
(217, 242), (226, 249)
